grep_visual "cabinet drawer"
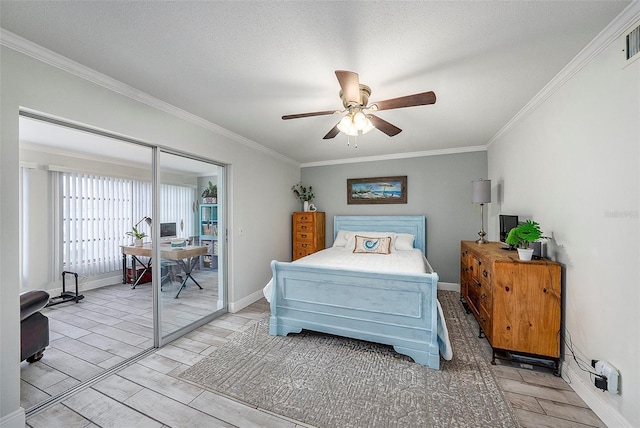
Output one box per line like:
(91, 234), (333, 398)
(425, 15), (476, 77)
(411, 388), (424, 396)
(478, 305), (492, 340)
(295, 222), (315, 233)
(467, 279), (481, 315)
(294, 213), (315, 223)
(294, 241), (315, 251)
(479, 281), (492, 313)
(295, 231), (315, 241)
(294, 247), (315, 259)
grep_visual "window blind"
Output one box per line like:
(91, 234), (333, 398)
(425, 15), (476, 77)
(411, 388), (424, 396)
(61, 172), (195, 276)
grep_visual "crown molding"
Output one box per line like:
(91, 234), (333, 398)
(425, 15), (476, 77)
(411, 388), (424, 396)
(300, 145), (487, 168)
(486, 1), (640, 148)
(0, 29), (300, 167)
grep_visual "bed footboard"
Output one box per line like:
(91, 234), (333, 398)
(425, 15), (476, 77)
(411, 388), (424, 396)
(269, 260), (441, 369)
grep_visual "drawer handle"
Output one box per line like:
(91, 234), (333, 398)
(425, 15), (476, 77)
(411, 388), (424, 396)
(483, 270), (488, 278)
(301, 243), (308, 248)
(301, 225), (308, 230)
(300, 234), (308, 238)
(481, 293), (487, 300)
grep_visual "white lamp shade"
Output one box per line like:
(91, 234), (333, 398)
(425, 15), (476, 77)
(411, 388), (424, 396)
(471, 179), (491, 203)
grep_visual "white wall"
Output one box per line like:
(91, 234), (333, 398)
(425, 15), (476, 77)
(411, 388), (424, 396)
(487, 11), (639, 426)
(1, 46), (299, 426)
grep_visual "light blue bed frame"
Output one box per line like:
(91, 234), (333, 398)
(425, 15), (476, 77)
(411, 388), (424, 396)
(269, 215), (441, 369)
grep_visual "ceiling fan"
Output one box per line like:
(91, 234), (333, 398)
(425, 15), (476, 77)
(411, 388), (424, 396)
(282, 70), (436, 140)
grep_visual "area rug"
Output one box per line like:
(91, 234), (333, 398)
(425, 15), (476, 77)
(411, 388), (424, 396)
(179, 291), (519, 427)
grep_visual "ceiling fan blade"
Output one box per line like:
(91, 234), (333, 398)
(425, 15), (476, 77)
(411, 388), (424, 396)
(335, 70), (360, 105)
(369, 114), (402, 137)
(323, 124), (340, 140)
(372, 91), (436, 111)
(282, 110), (338, 120)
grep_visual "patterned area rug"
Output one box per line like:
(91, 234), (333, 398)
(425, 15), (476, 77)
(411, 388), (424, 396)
(180, 291), (519, 427)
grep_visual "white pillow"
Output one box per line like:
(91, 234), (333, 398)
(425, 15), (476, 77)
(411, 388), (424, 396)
(394, 233), (415, 251)
(332, 230), (351, 247)
(353, 235), (392, 254)
(345, 231), (395, 251)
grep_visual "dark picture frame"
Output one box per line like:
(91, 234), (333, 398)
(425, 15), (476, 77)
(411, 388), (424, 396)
(347, 176), (408, 205)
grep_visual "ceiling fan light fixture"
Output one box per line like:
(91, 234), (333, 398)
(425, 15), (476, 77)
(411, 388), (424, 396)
(337, 116), (358, 136)
(360, 116), (375, 134)
(337, 111), (374, 137)
(353, 111), (368, 129)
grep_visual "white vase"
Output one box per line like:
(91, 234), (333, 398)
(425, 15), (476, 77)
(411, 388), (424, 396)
(303, 200), (310, 212)
(134, 238), (143, 247)
(517, 248), (534, 261)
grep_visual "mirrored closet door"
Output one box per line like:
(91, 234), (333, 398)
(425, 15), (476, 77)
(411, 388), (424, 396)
(18, 112), (226, 414)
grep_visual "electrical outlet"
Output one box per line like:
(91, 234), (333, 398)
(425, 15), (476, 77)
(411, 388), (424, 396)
(595, 360), (620, 394)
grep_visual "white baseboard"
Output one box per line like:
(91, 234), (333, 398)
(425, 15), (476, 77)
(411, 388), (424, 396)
(45, 274), (123, 297)
(0, 407), (25, 428)
(229, 289), (265, 313)
(438, 282), (460, 292)
(562, 362), (633, 428)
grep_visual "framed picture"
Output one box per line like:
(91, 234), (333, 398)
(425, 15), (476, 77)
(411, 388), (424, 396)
(347, 176), (407, 205)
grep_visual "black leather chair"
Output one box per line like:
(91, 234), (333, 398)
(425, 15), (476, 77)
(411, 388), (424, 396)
(20, 290), (50, 363)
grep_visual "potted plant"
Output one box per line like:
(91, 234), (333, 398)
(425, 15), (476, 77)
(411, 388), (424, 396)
(505, 220), (548, 261)
(202, 181), (217, 203)
(126, 227), (147, 247)
(291, 182), (315, 212)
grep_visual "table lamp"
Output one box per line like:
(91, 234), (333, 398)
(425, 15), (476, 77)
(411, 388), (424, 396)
(471, 179), (491, 244)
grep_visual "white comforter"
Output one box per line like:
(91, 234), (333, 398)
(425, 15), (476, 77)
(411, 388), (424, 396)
(263, 247), (453, 361)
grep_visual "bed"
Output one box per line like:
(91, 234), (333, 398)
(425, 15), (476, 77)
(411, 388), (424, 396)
(263, 215), (451, 370)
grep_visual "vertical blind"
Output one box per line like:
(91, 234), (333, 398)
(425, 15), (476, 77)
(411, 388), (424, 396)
(61, 172), (195, 276)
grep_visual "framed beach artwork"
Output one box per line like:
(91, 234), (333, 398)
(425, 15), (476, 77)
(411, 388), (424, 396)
(347, 176), (407, 205)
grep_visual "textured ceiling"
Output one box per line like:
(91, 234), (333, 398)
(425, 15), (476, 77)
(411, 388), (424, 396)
(0, 1), (630, 164)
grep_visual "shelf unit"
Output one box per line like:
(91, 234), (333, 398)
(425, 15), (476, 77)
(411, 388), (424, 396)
(199, 204), (218, 270)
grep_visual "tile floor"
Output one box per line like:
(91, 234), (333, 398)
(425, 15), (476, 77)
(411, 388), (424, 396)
(20, 270), (220, 411)
(24, 293), (606, 428)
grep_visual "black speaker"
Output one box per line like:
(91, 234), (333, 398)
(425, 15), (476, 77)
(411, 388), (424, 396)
(529, 241), (542, 259)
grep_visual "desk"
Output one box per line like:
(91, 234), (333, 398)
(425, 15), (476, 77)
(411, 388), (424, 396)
(121, 244), (208, 298)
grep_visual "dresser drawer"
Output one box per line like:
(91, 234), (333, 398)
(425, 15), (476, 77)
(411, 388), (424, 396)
(294, 213), (315, 223)
(295, 222), (315, 233)
(294, 247), (315, 259)
(295, 231), (315, 242)
(478, 305), (493, 340)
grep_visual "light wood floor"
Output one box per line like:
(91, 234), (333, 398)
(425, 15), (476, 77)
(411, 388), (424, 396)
(24, 292), (606, 428)
(20, 269), (221, 411)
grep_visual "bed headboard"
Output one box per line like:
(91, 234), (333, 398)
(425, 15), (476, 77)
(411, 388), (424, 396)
(333, 215), (426, 255)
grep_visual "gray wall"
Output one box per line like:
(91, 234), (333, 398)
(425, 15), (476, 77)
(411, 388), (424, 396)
(301, 150), (488, 283)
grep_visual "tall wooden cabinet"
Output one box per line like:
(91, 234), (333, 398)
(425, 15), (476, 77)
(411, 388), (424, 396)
(460, 241), (562, 373)
(292, 212), (325, 260)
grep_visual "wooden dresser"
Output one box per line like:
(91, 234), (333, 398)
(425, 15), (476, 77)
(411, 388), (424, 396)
(460, 241), (562, 373)
(292, 212), (325, 260)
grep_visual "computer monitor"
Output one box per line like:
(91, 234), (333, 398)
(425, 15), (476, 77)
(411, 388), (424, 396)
(499, 215), (519, 248)
(160, 222), (177, 240)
